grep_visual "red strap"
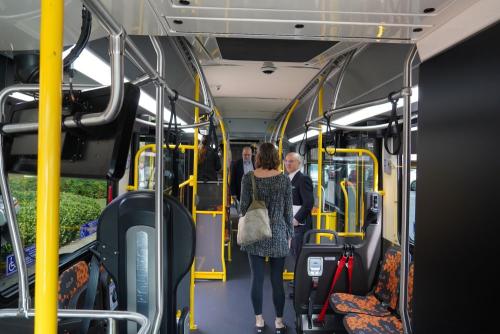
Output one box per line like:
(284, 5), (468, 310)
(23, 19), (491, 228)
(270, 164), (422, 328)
(318, 255), (347, 322)
(347, 255), (354, 294)
(107, 184), (114, 204)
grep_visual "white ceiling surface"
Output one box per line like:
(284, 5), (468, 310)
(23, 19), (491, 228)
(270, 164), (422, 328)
(1, 0), (498, 127)
(214, 96), (291, 119)
(0, 0), (486, 51)
(150, 0), (478, 42)
(203, 61), (318, 119)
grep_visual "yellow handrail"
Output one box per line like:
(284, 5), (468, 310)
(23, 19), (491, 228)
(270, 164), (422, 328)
(278, 99), (300, 169)
(214, 106), (228, 282)
(190, 75), (200, 330)
(340, 180), (349, 234)
(132, 143), (195, 190)
(316, 87), (324, 243)
(35, 1), (63, 333)
(196, 211), (224, 215)
(179, 176), (194, 189)
(323, 147), (380, 193)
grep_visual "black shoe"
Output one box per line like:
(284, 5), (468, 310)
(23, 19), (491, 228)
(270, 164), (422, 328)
(275, 325), (287, 334)
(255, 325), (265, 334)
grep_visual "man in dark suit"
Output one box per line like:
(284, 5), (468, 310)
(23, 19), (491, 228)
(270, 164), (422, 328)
(230, 146), (254, 201)
(285, 152), (314, 258)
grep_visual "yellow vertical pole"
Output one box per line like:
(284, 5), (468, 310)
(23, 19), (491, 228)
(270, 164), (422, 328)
(316, 87), (324, 243)
(34, 1), (63, 333)
(190, 75), (200, 330)
(214, 107), (227, 282)
(278, 99), (300, 170)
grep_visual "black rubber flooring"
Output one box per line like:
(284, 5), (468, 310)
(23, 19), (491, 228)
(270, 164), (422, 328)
(193, 245), (297, 334)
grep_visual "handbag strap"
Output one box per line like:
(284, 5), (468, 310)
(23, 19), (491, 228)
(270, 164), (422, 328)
(250, 172), (258, 201)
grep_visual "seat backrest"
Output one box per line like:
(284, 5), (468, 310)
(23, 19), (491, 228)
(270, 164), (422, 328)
(294, 237), (345, 314)
(294, 222), (382, 314)
(58, 261), (89, 309)
(97, 191), (195, 334)
(373, 246), (402, 310)
(348, 222), (382, 294)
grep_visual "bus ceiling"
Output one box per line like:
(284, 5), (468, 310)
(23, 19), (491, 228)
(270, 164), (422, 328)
(0, 0), (498, 55)
(0, 0), (499, 141)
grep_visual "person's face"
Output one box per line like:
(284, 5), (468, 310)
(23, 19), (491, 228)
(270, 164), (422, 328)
(242, 149), (252, 162)
(284, 154), (300, 174)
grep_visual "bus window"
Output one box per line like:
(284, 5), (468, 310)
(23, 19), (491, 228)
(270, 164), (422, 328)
(0, 175), (106, 293)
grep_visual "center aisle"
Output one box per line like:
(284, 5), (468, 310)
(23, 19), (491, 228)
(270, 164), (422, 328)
(194, 244), (297, 334)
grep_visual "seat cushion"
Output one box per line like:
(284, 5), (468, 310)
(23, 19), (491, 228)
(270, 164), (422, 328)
(331, 293), (391, 316)
(58, 261), (89, 309)
(343, 313), (402, 334)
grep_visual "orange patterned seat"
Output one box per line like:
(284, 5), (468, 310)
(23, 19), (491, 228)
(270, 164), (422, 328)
(344, 313), (403, 334)
(343, 262), (414, 334)
(58, 261), (89, 309)
(330, 246), (401, 316)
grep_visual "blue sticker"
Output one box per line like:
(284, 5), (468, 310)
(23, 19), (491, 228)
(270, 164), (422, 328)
(5, 245), (36, 276)
(79, 220), (99, 239)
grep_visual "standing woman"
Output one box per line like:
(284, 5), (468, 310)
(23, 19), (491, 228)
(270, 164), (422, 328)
(240, 142), (293, 334)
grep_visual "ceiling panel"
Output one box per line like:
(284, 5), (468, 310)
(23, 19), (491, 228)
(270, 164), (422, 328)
(203, 62), (319, 99)
(152, 0), (472, 42)
(168, 0), (452, 15)
(163, 16), (419, 41)
(214, 96), (290, 119)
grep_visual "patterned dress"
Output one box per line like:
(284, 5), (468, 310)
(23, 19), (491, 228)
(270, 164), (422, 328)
(240, 172), (293, 258)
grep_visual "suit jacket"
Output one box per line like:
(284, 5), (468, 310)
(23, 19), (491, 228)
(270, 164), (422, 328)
(291, 171), (314, 229)
(230, 158), (254, 200)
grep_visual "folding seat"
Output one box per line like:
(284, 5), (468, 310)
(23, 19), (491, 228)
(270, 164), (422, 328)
(330, 246), (401, 316)
(342, 263), (414, 334)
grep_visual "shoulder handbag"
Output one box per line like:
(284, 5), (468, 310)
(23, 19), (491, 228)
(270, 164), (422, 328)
(237, 172), (272, 246)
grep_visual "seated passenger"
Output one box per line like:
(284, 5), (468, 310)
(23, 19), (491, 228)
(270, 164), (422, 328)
(198, 135), (221, 181)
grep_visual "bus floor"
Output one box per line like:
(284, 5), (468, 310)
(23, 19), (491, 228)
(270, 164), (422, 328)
(194, 245), (297, 334)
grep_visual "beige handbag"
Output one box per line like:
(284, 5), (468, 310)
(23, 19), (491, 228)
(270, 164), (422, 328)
(237, 172), (272, 246)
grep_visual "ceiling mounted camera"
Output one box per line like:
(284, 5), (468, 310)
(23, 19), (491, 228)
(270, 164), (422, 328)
(261, 61), (276, 74)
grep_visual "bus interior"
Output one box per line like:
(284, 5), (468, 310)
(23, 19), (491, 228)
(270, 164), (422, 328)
(0, 1), (498, 334)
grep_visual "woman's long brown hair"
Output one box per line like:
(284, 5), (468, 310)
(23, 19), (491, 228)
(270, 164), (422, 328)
(255, 142), (280, 170)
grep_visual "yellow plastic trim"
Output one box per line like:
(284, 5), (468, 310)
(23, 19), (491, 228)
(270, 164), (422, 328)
(35, 1), (63, 333)
(278, 99), (300, 170)
(194, 272), (225, 280)
(283, 271), (294, 281)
